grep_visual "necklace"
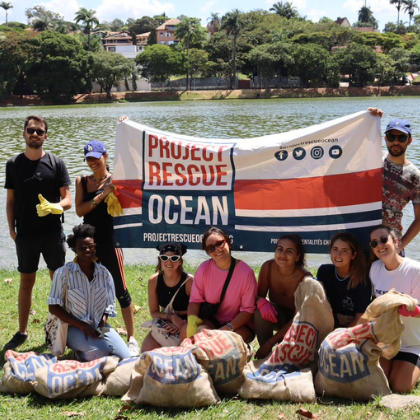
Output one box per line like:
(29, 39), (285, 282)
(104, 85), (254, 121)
(90, 174), (108, 187)
(335, 268), (350, 282)
(279, 268), (297, 281)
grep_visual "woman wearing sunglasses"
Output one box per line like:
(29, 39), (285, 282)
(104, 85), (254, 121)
(141, 243), (193, 352)
(181, 227), (257, 343)
(47, 224), (131, 361)
(369, 224), (420, 393)
(75, 140), (138, 356)
(254, 234), (313, 359)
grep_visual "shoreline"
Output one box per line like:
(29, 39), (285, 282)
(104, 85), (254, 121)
(2, 85), (420, 106)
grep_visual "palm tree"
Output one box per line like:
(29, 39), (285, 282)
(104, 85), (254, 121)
(0, 1), (13, 26)
(221, 9), (244, 89)
(269, 1), (299, 19)
(390, 0), (404, 25)
(74, 7), (99, 51)
(175, 17), (203, 90)
(403, 0), (419, 26)
(207, 12), (220, 35)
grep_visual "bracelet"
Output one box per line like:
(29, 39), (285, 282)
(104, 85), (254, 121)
(226, 322), (234, 331)
(91, 198), (97, 208)
(267, 338), (275, 347)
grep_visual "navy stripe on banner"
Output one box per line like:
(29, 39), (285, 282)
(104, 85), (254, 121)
(231, 209), (382, 228)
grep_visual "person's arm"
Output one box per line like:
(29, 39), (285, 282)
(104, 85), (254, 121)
(6, 189), (16, 241)
(255, 319), (292, 359)
(148, 275), (166, 319)
(58, 185), (72, 211)
(368, 107), (384, 118)
(220, 311), (253, 331)
(75, 175), (115, 217)
(187, 301), (201, 317)
(401, 204), (420, 248)
(256, 261), (270, 303)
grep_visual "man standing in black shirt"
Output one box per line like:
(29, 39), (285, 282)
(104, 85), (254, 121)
(4, 115), (72, 351)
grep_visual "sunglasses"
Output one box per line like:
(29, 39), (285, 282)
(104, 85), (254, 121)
(385, 133), (409, 143)
(26, 127), (46, 136)
(205, 239), (226, 254)
(76, 243), (96, 251)
(159, 255), (181, 262)
(369, 235), (389, 249)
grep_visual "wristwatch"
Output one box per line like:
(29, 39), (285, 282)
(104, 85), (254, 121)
(226, 323), (234, 331)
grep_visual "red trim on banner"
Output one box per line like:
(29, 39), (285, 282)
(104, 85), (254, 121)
(234, 169), (383, 210)
(113, 180), (143, 208)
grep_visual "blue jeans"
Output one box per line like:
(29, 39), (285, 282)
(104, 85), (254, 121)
(67, 323), (131, 361)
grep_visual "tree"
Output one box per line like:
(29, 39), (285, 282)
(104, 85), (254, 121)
(175, 17), (205, 90)
(355, 6), (378, 29)
(148, 28), (157, 45)
(221, 9), (245, 89)
(269, 2), (299, 19)
(128, 16), (158, 35)
(403, 0), (419, 26)
(390, 0), (404, 25)
(74, 7), (99, 51)
(207, 13), (221, 35)
(374, 53), (395, 92)
(334, 42), (377, 87)
(25, 6), (64, 32)
(389, 47), (410, 83)
(27, 31), (91, 102)
(0, 2), (12, 26)
(247, 44), (279, 90)
(91, 50), (133, 99)
(189, 48), (209, 81)
(136, 44), (186, 84)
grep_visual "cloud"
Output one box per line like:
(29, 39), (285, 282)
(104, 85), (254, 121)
(38, 0), (81, 20)
(201, 1), (217, 13)
(305, 9), (329, 23)
(96, 0), (175, 22)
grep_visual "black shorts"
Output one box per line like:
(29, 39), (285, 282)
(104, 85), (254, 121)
(16, 229), (66, 273)
(393, 351), (420, 369)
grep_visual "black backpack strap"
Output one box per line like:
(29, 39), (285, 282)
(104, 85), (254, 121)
(218, 257), (236, 304)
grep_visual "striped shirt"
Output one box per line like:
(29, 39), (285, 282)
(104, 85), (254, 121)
(47, 261), (117, 328)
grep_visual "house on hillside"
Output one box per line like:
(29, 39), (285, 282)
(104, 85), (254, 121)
(335, 17), (379, 33)
(156, 18), (180, 45)
(102, 31), (145, 59)
(335, 17), (351, 27)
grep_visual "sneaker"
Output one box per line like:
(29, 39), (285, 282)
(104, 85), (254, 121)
(127, 336), (140, 357)
(3, 331), (28, 351)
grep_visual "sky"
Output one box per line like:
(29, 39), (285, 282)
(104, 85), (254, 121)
(1, 0), (413, 31)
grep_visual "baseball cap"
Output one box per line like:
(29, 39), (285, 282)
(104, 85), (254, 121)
(84, 140), (107, 160)
(385, 119), (412, 136)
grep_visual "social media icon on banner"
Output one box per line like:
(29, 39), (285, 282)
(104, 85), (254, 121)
(293, 147), (306, 160)
(311, 146), (324, 159)
(329, 146), (343, 159)
(275, 150), (288, 161)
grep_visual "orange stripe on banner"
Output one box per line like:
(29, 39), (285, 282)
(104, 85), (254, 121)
(234, 169), (383, 210)
(113, 180), (143, 209)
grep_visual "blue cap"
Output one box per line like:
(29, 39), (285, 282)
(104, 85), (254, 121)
(385, 119), (412, 136)
(84, 140), (107, 160)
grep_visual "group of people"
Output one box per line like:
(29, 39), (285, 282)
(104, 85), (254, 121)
(3, 111), (420, 394)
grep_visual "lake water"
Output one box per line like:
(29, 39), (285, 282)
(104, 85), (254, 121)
(1, 96), (420, 270)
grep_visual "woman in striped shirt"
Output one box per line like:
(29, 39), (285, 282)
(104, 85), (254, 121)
(47, 224), (131, 361)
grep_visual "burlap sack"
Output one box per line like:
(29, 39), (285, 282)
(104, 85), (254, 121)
(181, 329), (252, 395)
(80, 356), (139, 397)
(32, 356), (119, 399)
(122, 346), (220, 407)
(238, 277), (334, 402)
(315, 289), (417, 401)
(0, 351), (56, 395)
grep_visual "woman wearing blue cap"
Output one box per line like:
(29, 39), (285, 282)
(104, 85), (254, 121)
(75, 140), (139, 356)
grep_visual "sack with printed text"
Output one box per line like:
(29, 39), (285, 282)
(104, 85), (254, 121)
(315, 289), (417, 401)
(122, 346), (220, 407)
(181, 329), (252, 394)
(239, 277), (334, 402)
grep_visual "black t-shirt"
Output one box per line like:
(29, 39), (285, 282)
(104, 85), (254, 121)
(156, 271), (190, 314)
(317, 264), (372, 319)
(5, 153), (71, 234)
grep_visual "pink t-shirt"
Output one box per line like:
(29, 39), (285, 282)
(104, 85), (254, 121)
(190, 259), (257, 324)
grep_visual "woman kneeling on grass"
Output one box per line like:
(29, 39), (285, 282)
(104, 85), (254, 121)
(317, 232), (371, 328)
(254, 234), (312, 359)
(141, 242), (193, 352)
(180, 227), (257, 343)
(47, 224), (131, 362)
(370, 224), (420, 393)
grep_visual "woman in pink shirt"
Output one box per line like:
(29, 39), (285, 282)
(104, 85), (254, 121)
(180, 227), (257, 343)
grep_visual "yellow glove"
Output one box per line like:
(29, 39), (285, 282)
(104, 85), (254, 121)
(104, 192), (123, 217)
(36, 194), (63, 217)
(186, 315), (203, 338)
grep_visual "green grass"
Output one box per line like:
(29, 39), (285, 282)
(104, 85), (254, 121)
(0, 265), (419, 419)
